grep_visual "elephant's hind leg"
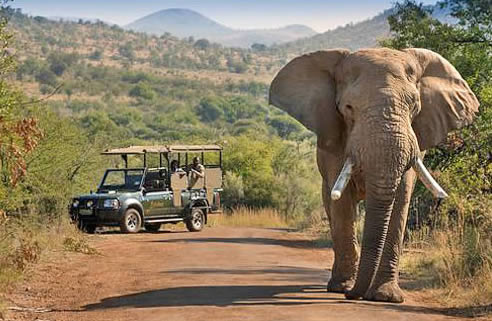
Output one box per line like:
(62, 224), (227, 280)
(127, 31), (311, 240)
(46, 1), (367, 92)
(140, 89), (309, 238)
(323, 180), (359, 293)
(364, 168), (417, 303)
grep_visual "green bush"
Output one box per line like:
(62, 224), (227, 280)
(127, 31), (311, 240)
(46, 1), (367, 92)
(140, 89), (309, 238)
(129, 82), (155, 100)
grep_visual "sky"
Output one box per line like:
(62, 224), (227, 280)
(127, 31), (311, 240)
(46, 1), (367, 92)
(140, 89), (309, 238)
(13, 0), (439, 33)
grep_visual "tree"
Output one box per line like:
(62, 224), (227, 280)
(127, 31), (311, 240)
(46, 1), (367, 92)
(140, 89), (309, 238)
(47, 52), (79, 76)
(251, 43), (267, 51)
(195, 96), (225, 122)
(194, 38), (210, 50)
(118, 42), (136, 63)
(35, 66), (57, 86)
(129, 82), (155, 100)
(0, 6), (42, 210)
(381, 0), (491, 91)
(268, 115), (304, 139)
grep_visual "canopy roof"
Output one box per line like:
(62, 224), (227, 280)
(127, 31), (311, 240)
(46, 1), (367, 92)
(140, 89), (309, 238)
(102, 145), (222, 155)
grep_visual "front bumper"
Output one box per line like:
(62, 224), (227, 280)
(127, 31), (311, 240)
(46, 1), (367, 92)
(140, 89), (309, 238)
(70, 207), (121, 225)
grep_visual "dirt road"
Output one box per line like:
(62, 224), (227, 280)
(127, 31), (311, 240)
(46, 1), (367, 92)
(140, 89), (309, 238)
(6, 226), (476, 321)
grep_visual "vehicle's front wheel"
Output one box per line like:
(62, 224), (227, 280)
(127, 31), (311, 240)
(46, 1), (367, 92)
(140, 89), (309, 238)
(76, 220), (97, 234)
(145, 223), (161, 232)
(186, 208), (205, 232)
(120, 209), (142, 233)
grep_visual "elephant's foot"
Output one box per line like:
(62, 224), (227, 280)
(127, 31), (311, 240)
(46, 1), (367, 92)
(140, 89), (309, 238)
(327, 278), (354, 293)
(365, 281), (404, 303)
(344, 288), (364, 300)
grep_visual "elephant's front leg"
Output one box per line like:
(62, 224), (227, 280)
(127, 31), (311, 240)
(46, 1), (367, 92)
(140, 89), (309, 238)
(323, 180), (359, 293)
(364, 168), (417, 303)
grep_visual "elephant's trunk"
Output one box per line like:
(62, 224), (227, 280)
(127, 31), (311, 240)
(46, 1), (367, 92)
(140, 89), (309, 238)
(347, 106), (415, 298)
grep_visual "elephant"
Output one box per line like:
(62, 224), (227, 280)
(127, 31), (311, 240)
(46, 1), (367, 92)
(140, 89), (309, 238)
(269, 48), (479, 303)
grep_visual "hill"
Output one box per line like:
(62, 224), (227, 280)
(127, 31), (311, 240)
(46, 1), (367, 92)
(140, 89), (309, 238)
(125, 8), (317, 48)
(7, 9), (305, 143)
(275, 4), (454, 54)
(125, 8), (233, 39)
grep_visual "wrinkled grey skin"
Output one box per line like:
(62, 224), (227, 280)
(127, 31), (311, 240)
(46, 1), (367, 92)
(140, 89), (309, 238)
(269, 48), (479, 303)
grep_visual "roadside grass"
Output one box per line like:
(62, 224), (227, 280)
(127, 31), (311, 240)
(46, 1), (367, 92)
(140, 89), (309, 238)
(209, 207), (289, 229)
(401, 228), (492, 314)
(0, 215), (96, 315)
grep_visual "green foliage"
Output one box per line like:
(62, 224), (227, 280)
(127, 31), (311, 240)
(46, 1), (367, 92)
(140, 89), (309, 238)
(35, 66), (57, 86)
(47, 52), (79, 76)
(118, 42), (136, 62)
(196, 96), (225, 122)
(129, 82), (156, 100)
(194, 38), (211, 50)
(223, 136), (321, 219)
(251, 43), (267, 51)
(268, 115), (305, 139)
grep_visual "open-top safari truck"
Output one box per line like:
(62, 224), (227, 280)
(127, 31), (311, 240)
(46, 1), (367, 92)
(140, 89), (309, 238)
(69, 145), (223, 233)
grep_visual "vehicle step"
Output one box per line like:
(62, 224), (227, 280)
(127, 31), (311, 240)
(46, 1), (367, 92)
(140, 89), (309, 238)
(145, 218), (184, 223)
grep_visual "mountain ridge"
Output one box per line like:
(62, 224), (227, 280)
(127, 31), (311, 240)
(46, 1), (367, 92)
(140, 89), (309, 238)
(275, 4), (455, 54)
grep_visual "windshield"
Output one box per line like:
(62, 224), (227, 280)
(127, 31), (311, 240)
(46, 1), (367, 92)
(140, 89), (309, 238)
(99, 169), (144, 192)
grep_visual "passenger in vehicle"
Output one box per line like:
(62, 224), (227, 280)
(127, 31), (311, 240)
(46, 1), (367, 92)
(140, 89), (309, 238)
(188, 156), (205, 188)
(190, 157), (205, 178)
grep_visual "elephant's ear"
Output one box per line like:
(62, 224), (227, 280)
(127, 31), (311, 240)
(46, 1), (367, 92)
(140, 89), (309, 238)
(269, 49), (349, 147)
(404, 48), (479, 150)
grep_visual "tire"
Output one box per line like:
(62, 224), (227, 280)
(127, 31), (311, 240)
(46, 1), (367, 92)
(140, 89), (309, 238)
(186, 208), (205, 232)
(120, 208), (142, 233)
(77, 220), (96, 234)
(84, 224), (97, 234)
(145, 223), (161, 232)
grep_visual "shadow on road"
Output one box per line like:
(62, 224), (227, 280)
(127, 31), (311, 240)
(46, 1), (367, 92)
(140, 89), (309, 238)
(83, 284), (337, 310)
(95, 229), (189, 235)
(150, 237), (331, 249)
(161, 266), (328, 283)
(82, 284), (490, 318)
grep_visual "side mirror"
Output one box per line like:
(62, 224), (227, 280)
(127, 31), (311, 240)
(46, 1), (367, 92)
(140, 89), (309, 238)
(141, 187), (147, 195)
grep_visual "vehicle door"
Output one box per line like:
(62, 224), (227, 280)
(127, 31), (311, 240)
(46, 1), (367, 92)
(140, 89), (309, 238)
(141, 170), (172, 217)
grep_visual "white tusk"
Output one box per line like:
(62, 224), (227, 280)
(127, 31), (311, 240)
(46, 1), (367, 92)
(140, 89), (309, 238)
(413, 158), (449, 199)
(331, 159), (353, 201)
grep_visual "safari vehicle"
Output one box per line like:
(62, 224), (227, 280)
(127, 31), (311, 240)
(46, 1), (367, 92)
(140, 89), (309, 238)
(69, 145), (223, 233)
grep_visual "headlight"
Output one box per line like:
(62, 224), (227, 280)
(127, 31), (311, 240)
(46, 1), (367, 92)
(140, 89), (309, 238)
(103, 199), (120, 209)
(72, 199), (80, 208)
(86, 200), (94, 208)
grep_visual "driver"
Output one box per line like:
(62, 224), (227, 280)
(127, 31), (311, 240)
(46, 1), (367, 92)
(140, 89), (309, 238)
(170, 160), (185, 173)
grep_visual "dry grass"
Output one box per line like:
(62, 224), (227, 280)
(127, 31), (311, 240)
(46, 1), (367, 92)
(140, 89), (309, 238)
(0, 215), (95, 313)
(401, 229), (492, 314)
(209, 207), (289, 228)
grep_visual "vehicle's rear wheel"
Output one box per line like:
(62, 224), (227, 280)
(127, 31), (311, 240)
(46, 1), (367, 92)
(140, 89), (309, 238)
(186, 208), (205, 232)
(120, 209), (142, 233)
(145, 223), (161, 232)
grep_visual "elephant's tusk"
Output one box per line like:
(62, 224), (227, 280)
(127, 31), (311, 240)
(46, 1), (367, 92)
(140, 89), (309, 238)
(331, 159), (353, 201)
(413, 158), (449, 199)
